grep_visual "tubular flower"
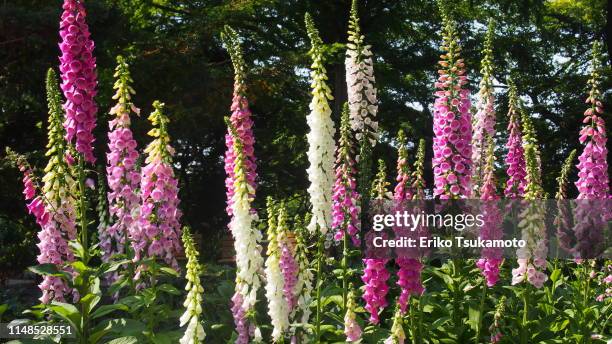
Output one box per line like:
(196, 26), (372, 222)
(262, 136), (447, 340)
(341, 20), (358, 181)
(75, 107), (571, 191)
(135, 102), (183, 272)
(292, 215), (314, 339)
(304, 13), (336, 234)
(384, 307), (406, 344)
(476, 138), (503, 287)
(103, 56), (141, 272)
(432, 1), (472, 199)
(221, 26), (257, 216)
(576, 41), (609, 199)
(504, 78), (527, 198)
(58, 0), (98, 163)
(555, 150), (577, 253)
(179, 227), (206, 344)
(346, 0), (379, 146)
(333, 103), (361, 246)
(264, 200), (290, 342)
(471, 20), (496, 196)
(344, 287), (362, 342)
(38, 70), (79, 303)
(225, 118), (264, 344)
(489, 296), (506, 343)
(512, 141), (547, 288)
(394, 130), (424, 313)
(362, 160), (391, 324)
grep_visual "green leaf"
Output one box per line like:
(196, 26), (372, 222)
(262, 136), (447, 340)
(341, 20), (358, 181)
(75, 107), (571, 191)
(80, 293), (101, 314)
(159, 267), (179, 277)
(158, 283), (181, 296)
(28, 264), (69, 278)
(105, 336), (138, 344)
(550, 269), (562, 283)
(49, 301), (81, 334)
(91, 304), (129, 320)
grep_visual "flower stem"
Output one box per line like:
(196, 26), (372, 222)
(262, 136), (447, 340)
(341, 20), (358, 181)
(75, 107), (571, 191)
(475, 279), (487, 344)
(342, 232), (348, 311)
(521, 285), (529, 344)
(409, 298), (417, 344)
(314, 233), (324, 342)
(77, 156), (89, 264)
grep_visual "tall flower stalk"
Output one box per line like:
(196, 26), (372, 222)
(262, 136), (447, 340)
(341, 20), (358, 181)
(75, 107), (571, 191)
(385, 307), (406, 344)
(135, 101), (183, 272)
(221, 26), (257, 216)
(179, 227), (206, 344)
(38, 69), (79, 303)
(103, 56), (141, 277)
(576, 41), (609, 199)
(59, 0), (98, 164)
(555, 150), (577, 254)
(332, 103), (361, 246)
(394, 130), (424, 314)
(432, 0), (472, 199)
(292, 215), (314, 341)
(362, 160), (391, 324)
(225, 118), (264, 344)
(471, 19), (496, 196)
(305, 13), (336, 235)
(412, 139), (427, 200)
(572, 41), (609, 261)
(346, 0), (379, 146)
(504, 78), (527, 199)
(264, 199), (290, 342)
(476, 138), (503, 287)
(344, 286), (362, 342)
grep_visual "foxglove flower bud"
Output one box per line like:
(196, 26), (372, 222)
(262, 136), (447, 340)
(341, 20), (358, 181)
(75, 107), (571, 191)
(344, 287), (362, 342)
(179, 227), (206, 344)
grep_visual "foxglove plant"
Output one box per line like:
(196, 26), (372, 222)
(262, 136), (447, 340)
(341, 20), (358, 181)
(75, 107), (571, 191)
(394, 130), (424, 313)
(476, 138), (503, 287)
(278, 216), (299, 313)
(432, 1), (472, 199)
(362, 160), (391, 324)
(555, 150), (577, 254)
(103, 56), (140, 273)
(343, 287), (362, 342)
(385, 307), (406, 344)
(504, 78), (527, 199)
(264, 200), (290, 342)
(572, 41), (609, 260)
(576, 41), (609, 199)
(59, 0), (98, 164)
(38, 69), (79, 303)
(225, 118), (264, 344)
(471, 20), (496, 196)
(221, 26), (257, 216)
(346, 0), (379, 146)
(304, 13), (336, 234)
(332, 103), (361, 246)
(179, 227), (206, 344)
(134, 101), (183, 272)
(412, 139), (427, 200)
(292, 215), (314, 340)
(489, 296), (506, 343)
(512, 142), (547, 288)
